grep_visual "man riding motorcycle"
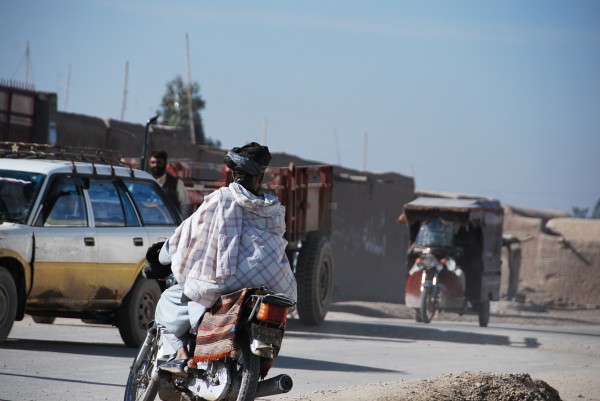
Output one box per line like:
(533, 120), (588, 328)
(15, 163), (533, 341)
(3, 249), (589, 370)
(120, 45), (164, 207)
(144, 142), (297, 377)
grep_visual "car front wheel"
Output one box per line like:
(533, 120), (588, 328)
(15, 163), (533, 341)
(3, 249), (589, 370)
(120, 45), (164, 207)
(0, 267), (17, 342)
(117, 278), (161, 348)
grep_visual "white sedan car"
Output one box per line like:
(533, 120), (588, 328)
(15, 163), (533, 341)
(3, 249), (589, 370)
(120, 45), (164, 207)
(0, 149), (182, 347)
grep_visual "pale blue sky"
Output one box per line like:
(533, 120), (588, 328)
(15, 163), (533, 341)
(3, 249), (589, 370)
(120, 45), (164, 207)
(2, 1), (599, 214)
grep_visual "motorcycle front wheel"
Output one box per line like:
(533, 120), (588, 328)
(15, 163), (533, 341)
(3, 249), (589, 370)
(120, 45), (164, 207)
(419, 286), (437, 324)
(124, 325), (160, 401)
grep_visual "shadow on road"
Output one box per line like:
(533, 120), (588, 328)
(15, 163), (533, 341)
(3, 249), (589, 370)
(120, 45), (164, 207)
(0, 337), (137, 358)
(0, 371), (125, 389)
(286, 318), (539, 349)
(330, 302), (600, 327)
(274, 355), (403, 374)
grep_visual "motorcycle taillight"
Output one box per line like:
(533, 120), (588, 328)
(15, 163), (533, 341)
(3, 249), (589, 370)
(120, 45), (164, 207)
(257, 303), (288, 324)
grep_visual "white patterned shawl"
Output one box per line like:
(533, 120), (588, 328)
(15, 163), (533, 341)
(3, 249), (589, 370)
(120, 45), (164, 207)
(167, 183), (297, 307)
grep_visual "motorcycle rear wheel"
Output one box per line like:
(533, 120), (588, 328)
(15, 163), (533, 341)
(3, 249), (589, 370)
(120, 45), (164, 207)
(420, 286), (437, 324)
(124, 325), (160, 401)
(228, 333), (261, 401)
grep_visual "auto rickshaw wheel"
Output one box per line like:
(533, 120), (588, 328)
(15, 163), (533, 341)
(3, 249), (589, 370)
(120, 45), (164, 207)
(478, 300), (490, 327)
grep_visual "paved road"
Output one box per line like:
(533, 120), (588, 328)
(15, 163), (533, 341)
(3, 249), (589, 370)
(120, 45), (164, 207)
(1, 310), (599, 401)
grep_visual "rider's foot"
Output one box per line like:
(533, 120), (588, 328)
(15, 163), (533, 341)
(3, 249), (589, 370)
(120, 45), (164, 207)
(160, 358), (188, 377)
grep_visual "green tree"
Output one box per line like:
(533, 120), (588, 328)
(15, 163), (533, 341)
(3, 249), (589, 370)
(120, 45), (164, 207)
(157, 75), (220, 147)
(571, 207), (589, 218)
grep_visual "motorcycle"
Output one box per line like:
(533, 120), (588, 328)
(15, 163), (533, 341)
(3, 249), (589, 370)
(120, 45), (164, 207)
(124, 285), (296, 401)
(407, 248), (465, 324)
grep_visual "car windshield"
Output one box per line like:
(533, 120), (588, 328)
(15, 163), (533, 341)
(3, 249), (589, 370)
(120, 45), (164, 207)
(0, 170), (45, 224)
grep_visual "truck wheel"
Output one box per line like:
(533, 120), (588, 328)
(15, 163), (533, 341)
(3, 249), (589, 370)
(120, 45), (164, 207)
(0, 268), (17, 342)
(117, 278), (161, 348)
(296, 233), (333, 325)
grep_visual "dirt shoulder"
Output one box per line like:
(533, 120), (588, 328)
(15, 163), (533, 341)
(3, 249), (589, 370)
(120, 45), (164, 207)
(281, 371), (565, 401)
(276, 301), (600, 401)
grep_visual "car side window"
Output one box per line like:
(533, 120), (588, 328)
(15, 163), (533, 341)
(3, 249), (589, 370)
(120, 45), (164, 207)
(115, 181), (141, 227)
(37, 176), (87, 227)
(124, 179), (177, 226)
(88, 179), (126, 227)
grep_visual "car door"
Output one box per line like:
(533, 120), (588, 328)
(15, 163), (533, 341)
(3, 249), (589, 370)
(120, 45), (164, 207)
(87, 178), (150, 305)
(89, 177), (178, 305)
(29, 175), (97, 307)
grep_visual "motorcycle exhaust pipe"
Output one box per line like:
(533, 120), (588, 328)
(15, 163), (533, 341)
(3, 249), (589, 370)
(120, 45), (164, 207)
(254, 374), (293, 398)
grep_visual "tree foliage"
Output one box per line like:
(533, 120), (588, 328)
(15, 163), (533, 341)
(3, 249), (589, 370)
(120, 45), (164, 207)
(158, 75), (220, 147)
(572, 207), (589, 218)
(571, 197), (600, 219)
(592, 197), (600, 219)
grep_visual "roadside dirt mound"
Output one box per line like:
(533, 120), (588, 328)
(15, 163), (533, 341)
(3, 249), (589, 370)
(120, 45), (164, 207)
(400, 372), (561, 401)
(284, 371), (562, 401)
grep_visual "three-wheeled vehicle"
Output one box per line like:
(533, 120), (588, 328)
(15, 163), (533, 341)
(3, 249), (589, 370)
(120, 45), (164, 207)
(400, 197), (504, 327)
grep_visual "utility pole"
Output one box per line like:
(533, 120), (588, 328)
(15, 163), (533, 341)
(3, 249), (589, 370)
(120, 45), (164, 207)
(334, 127), (341, 165)
(17, 41), (34, 90)
(64, 64), (71, 111)
(120, 61), (129, 121)
(362, 131), (368, 171)
(185, 33), (196, 144)
(262, 118), (268, 145)
(25, 41), (30, 85)
(141, 115), (160, 171)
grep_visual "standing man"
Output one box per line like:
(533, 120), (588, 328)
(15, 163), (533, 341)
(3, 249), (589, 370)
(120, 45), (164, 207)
(149, 150), (192, 219)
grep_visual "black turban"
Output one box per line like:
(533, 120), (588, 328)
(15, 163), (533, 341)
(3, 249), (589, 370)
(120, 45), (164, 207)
(224, 142), (272, 176)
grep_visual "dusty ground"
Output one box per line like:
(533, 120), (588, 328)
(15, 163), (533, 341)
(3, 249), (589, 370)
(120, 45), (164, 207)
(280, 301), (600, 401)
(283, 371), (562, 401)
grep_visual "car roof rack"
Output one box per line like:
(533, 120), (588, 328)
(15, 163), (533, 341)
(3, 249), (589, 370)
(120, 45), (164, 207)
(0, 141), (127, 165)
(0, 141), (135, 177)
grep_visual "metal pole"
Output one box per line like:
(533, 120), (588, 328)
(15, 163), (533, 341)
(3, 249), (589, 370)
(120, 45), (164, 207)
(362, 131), (368, 171)
(185, 33), (196, 144)
(120, 61), (129, 121)
(141, 114), (159, 171)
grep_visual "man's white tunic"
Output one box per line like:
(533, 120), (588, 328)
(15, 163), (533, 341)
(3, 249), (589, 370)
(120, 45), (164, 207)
(167, 183), (297, 307)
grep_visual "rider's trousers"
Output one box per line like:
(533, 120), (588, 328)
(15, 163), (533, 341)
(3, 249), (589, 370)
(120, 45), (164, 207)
(154, 284), (207, 353)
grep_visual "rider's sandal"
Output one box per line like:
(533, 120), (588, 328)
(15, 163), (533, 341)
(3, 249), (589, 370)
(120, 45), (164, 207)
(160, 358), (189, 377)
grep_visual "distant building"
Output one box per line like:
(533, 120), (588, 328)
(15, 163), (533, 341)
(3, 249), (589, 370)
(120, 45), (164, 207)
(0, 81), (57, 144)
